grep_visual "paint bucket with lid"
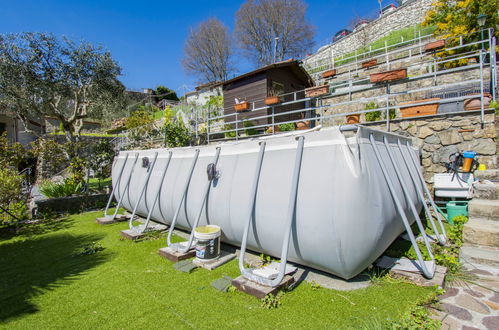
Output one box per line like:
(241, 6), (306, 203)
(194, 225), (221, 261)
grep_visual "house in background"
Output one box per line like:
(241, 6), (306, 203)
(185, 81), (223, 107)
(222, 59), (313, 131)
(0, 108), (44, 145)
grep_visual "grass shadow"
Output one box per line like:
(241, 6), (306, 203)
(0, 216), (75, 241)
(0, 232), (113, 322)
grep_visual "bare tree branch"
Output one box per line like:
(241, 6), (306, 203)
(182, 18), (234, 83)
(235, 0), (315, 67)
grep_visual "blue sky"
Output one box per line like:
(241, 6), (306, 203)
(1, 0), (383, 96)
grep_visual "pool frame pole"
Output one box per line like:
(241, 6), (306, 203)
(103, 153), (129, 218)
(112, 153), (140, 220)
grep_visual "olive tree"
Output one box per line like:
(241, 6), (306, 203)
(235, 0), (315, 66)
(0, 33), (125, 147)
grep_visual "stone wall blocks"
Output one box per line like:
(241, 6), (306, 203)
(438, 129), (462, 145)
(428, 121), (452, 131)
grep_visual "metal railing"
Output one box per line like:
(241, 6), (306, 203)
(205, 31), (496, 143)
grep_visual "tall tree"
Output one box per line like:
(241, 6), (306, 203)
(0, 32), (125, 145)
(155, 85), (179, 101)
(182, 18), (233, 83)
(235, 0), (315, 66)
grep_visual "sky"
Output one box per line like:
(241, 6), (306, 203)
(0, 0), (384, 96)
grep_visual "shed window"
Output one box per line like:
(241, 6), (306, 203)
(270, 81), (284, 96)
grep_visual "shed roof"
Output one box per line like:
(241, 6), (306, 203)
(222, 59), (312, 87)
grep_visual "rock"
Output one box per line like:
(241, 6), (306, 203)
(418, 126), (433, 139)
(484, 300), (499, 311)
(452, 119), (472, 127)
(407, 124), (418, 135)
(441, 303), (472, 320)
(424, 135), (440, 144)
(416, 120), (428, 126)
(439, 287), (459, 299)
(462, 132), (473, 141)
(460, 139), (496, 155)
(400, 121), (411, 130)
(438, 130), (462, 145)
(432, 145), (459, 163)
(463, 288), (485, 298)
(422, 157), (432, 167)
(428, 121), (452, 131)
(483, 316), (499, 329)
(441, 316), (462, 330)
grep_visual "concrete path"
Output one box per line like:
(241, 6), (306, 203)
(432, 263), (499, 329)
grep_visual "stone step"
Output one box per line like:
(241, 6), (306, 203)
(460, 244), (499, 268)
(473, 182), (499, 200)
(468, 199), (499, 220)
(463, 218), (499, 247)
(474, 169), (499, 181)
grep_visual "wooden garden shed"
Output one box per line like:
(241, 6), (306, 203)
(222, 59), (313, 130)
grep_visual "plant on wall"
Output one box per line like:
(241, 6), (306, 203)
(243, 120), (259, 136)
(364, 101), (381, 122)
(279, 122), (295, 132)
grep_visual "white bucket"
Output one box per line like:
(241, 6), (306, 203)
(194, 225), (221, 261)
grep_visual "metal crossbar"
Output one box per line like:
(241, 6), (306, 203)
(144, 151), (173, 227)
(112, 153), (139, 220)
(103, 153), (129, 218)
(242, 136), (305, 287)
(369, 133), (435, 279)
(128, 152), (159, 233)
(177, 147), (221, 253)
(404, 140), (447, 238)
(166, 149), (200, 249)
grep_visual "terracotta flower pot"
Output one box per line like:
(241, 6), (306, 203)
(424, 39), (445, 52)
(296, 121), (310, 130)
(322, 69), (337, 79)
(266, 126), (280, 134)
(265, 96), (281, 105)
(305, 84), (329, 98)
(464, 93), (491, 111)
(346, 114), (360, 124)
(362, 59), (377, 69)
(370, 68), (407, 83)
(399, 98), (440, 118)
(234, 101), (249, 112)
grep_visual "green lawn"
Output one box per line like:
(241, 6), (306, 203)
(0, 210), (437, 329)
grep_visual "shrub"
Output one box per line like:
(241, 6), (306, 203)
(279, 122), (295, 132)
(0, 133), (31, 168)
(87, 139), (115, 188)
(0, 168), (27, 225)
(39, 179), (83, 198)
(364, 102), (381, 122)
(243, 120), (258, 136)
(224, 124), (236, 138)
(31, 138), (68, 179)
(164, 120), (191, 147)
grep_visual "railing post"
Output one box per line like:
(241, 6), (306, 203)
(236, 111), (239, 141)
(386, 84), (390, 131)
(271, 106), (275, 135)
(479, 49), (485, 128)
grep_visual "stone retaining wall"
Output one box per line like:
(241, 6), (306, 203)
(35, 193), (110, 214)
(303, 0), (435, 66)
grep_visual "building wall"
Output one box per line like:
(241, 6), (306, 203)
(0, 115), (17, 142)
(186, 86), (222, 107)
(302, 0), (435, 68)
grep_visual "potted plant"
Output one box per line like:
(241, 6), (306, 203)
(234, 99), (249, 112)
(362, 59), (377, 69)
(346, 114), (360, 124)
(398, 98), (440, 118)
(296, 113), (310, 130)
(266, 126), (280, 134)
(322, 69), (337, 79)
(464, 93), (492, 111)
(305, 84), (329, 98)
(424, 39), (445, 52)
(265, 88), (282, 105)
(370, 68), (407, 83)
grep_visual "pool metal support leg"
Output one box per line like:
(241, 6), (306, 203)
(369, 134), (434, 279)
(397, 140), (446, 245)
(244, 136), (305, 287)
(382, 137), (435, 262)
(405, 141), (447, 240)
(144, 151), (173, 227)
(129, 152), (159, 233)
(167, 149), (200, 248)
(238, 142), (266, 279)
(103, 153), (129, 218)
(177, 147), (221, 253)
(112, 153), (140, 220)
